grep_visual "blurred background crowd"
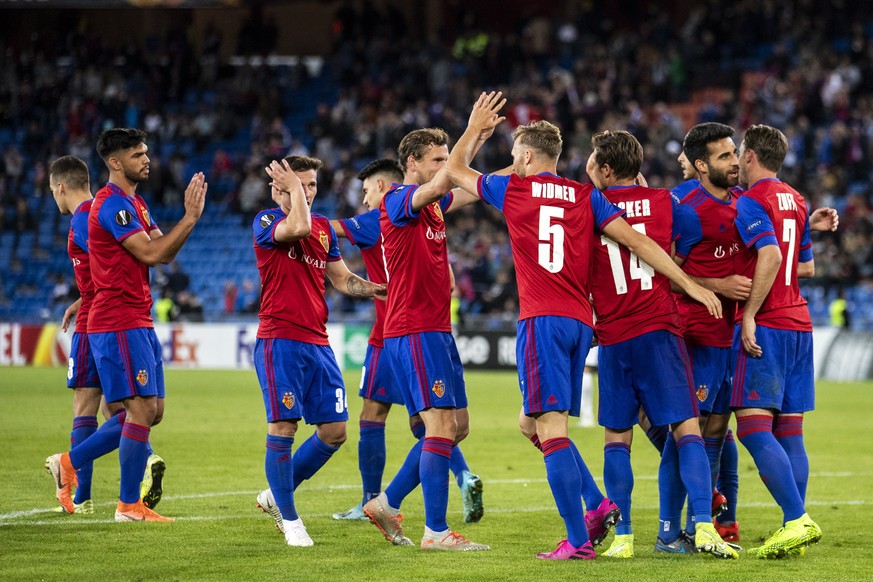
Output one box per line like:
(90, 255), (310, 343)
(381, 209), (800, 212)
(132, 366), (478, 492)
(1, 0), (871, 329)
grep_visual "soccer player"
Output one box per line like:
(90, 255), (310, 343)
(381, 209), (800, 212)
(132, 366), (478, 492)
(253, 155), (386, 546)
(362, 123), (491, 551)
(48, 128), (206, 523)
(447, 96), (725, 560)
(329, 159), (483, 524)
(671, 150), (700, 199)
(731, 124), (824, 558)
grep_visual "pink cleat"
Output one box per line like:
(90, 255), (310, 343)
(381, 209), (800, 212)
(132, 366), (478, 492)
(536, 539), (596, 560)
(585, 498), (621, 546)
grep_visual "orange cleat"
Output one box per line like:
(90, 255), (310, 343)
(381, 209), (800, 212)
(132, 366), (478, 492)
(115, 500), (175, 522)
(45, 453), (77, 514)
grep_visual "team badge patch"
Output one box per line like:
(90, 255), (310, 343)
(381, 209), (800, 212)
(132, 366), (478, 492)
(319, 232), (329, 252)
(260, 213), (275, 228)
(282, 392), (295, 409)
(140, 207), (150, 226)
(696, 384), (709, 402)
(116, 209), (132, 226)
(136, 369), (148, 386)
(432, 379), (445, 398)
(431, 201), (444, 222)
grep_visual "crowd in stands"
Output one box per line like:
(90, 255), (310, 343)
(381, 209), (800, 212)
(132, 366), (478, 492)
(1, 1), (872, 328)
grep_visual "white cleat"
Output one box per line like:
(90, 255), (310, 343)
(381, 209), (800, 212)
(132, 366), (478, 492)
(257, 489), (284, 534)
(284, 518), (314, 546)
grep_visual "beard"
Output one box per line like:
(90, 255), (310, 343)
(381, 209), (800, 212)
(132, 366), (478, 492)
(124, 167), (149, 184)
(709, 165), (739, 190)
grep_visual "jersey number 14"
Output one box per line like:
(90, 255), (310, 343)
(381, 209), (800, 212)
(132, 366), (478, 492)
(601, 223), (654, 295)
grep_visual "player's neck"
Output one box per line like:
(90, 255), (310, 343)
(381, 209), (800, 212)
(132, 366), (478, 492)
(526, 162), (557, 177)
(609, 179), (636, 188)
(746, 167), (778, 186)
(701, 179), (730, 201)
(403, 172), (420, 186)
(109, 172), (138, 195)
(67, 191), (93, 211)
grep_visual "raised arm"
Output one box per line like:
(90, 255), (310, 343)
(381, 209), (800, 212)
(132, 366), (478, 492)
(267, 160), (311, 243)
(325, 259), (387, 299)
(446, 91), (507, 199)
(329, 219), (348, 238)
(122, 172), (207, 266)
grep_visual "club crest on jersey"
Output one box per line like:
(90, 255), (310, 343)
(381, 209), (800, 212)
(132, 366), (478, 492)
(140, 207), (150, 226)
(282, 392), (295, 409)
(696, 384), (709, 402)
(116, 209), (132, 226)
(260, 213), (275, 228)
(432, 380), (446, 398)
(320, 232), (329, 252)
(431, 201), (444, 222)
(136, 369), (148, 386)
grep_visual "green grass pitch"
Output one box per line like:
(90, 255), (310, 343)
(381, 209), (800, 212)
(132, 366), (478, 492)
(1, 367), (871, 580)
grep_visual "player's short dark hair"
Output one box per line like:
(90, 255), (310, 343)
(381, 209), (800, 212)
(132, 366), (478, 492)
(397, 128), (449, 173)
(742, 124), (788, 172)
(358, 158), (403, 183)
(591, 130), (643, 180)
(282, 155), (324, 173)
(683, 123), (735, 169)
(513, 120), (562, 160)
(96, 128), (148, 160)
(49, 156), (90, 191)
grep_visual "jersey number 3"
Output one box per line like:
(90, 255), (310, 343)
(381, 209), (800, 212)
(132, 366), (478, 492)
(601, 223), (654, 295)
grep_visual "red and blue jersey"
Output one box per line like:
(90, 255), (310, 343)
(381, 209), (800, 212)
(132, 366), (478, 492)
(477, 172), (624, 325)
(732, 178), (812, 331)
(68, 199), (94, 334)
(380, 184), (453, 338)
(87, 183), (158, 333)
(674, 186), (742, 347)
(339, 209), (387, 347)
(671, 178), (700, 201)
(254, 208), (341, 344)
(590, 185), (681, 345)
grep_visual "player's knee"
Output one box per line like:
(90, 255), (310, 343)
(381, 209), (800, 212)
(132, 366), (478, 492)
(518, 410), (535, 439)
(317, 422), (347, 447)
(360, 398), (390, 423)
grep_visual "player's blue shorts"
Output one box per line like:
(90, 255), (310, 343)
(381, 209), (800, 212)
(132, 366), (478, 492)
(254, 338), (348, 425)
(90, 328), (164, 403)
(517, 316), (592, 417)
(731, 325), (814, 413)
(686, 343), (732, 415)
(383, 331), (467, 416)
(598, 330), (699, 429)
(359, 344), (404, 405)
(67, 332), (101, 389)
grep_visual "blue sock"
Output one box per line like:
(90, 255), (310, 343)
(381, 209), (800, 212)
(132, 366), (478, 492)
(292, 433), (340, 490)
(70, 416), (98, 504)
(359, 420), (386, 504)
(569, 439), (605, 509)
(646, 424), (669, 453)
(411, 422), (426, 439)
(604, 442), (633, 535)
(70, 410), (126, 470)
(118, 422), (150, 504)
(543, 438), (589, 548)
(146, 440), (154, 457)
(737, 415), (805, 523)
(774, 416), (809, 503)
(704, 436), (723, 491)
(718, 429), (739, 523)
(450, 447), (470, 487)
(677, 434), (712, 527)
(384, 438), (423, 510)
(265, 434), (297, 521)
(658, 433), (684, 542)
(420, 437), (453, 532)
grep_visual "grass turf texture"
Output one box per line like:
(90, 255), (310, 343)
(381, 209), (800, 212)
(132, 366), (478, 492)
(1, 367), (871, 581)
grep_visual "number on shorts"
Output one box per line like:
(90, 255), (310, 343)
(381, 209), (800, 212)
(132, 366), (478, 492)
(335, 388), (347, 413)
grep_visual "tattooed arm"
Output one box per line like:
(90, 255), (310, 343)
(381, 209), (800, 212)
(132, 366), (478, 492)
(325, 259), (387, 299)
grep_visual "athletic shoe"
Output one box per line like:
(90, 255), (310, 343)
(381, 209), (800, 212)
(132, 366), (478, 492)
(459, 470), (484, 523)
(257, 489), (285, 534)
(714, 518), (740, 542)
(363, 495), (414, 546)
(51, 499), (94, 515)
(536, 539), (596, 560)
(604, 533), (634, 558)
(141, 454), (166, 509)
(748, 514), (822, 559)
(695, 522), (739, 559)
(45, 453), (77, 514)
(283, 517), (314, 546)
(654, 530), (697, 554)
(114, 500), (174, 522)
(584, 498), (621, 546)
(331, 503), (369, 521)
(712, 489), (728, 518)
(421, 531), (491, 551)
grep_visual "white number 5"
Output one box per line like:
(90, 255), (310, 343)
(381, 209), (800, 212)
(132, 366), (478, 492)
(538, 205), (565, 273)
